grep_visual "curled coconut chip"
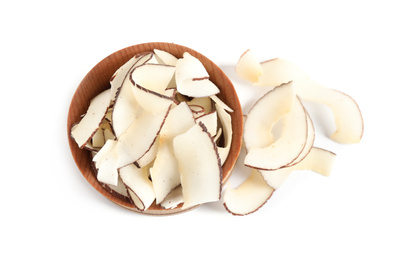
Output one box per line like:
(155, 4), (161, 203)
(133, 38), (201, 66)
(235, 49), (263, 83)
(223, 168), (275, 216)
(223, 147), (336, 216)
(244, 96), (309, 170)
(260, 147), (336, 189)
(243, 82), (311, 171)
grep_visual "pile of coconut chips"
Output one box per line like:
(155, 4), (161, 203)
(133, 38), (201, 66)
(222, 50), (363, 215)
(71, 48), (363, 216)
(71, 50), (234, 211)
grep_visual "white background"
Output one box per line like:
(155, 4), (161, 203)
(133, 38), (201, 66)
(1, 0), (406, 259)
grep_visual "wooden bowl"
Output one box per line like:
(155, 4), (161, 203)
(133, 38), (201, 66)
(67, 42), (243, 215)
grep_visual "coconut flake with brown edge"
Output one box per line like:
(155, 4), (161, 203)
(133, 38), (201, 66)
(243, 82), (294, 152)
(175, 52), (220, 98)
(235, 49), (263, 83)
(130, 63), (176, 114)
(260, 147), (336, 189)
(115, 105), (171, 169)
(173, 122), (222, 209)
(71, 89), (111, 149)
(92, 139), (119, 186)
(154, 49), (178, 66)
(215, 103), (233, 166)
(223, 147), (336, 216)
(244, 95), (309, 171)
(286, 110), (315, 167)
(120, 163), (155, 211)
(223, 168), (275, 216)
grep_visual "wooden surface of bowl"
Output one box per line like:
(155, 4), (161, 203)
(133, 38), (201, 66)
(67, 42), (243, 215)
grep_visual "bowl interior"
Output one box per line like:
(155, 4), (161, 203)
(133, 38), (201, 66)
(67, 42), (243, 215)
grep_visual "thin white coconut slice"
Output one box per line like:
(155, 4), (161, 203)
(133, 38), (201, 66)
(210, 95), (234, 113)
(154, 49), (178, 66)
(110, 55), (140, 101)
(259, 168), (292, 190)
(110, 53), (159, 137)
(286, 111), (315, 167)
(196, 110), (217, 137)
(177, 77), (220, 98)
(73, 125), (92, 151)
(91, 139), (119, 186)
(187, 97), (214, 114)
(92, 127), (105, 148)
(254, 58), (307, 88)
(129, 63), (176, 114)
(150, 102), (196, 204)
(102, 175), (129, 199)
(243, 82), (294, 151)
(223, 147), (335, 215)
(213, 127), (222, 143)
(111, 68), (141, 138)
(235, 49), (263, 83)
(260, 147), (336, 189)
(96, 149), (119, 186)
(173, 122), (222, 209)
(176, 52), (209, 81)
(115, 106), (171, 168)
(149, 141), (180, 204)
(160, 101), (196, 140)
(244, 96), (308, 170)
(223, 168), (275, 216)
(131, 63), (175, 93)
(254, 58), (363, 144)
(136, 52), (157, 66)
(109, 52), (157, 101)
(135, 137), (159, 168)
(215, 103), (233, 166)
(71, 89), (111, 148)
(164, 74), (176, 90)
(92, 139), (117, 169)
(175, 52), (220, 97)
(131, 84), (175, 115)
(119, 163), (155, 211)
(304, 88), (363, 144)
(298, 147), (336, 177)
(160, 185), (184, 209)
